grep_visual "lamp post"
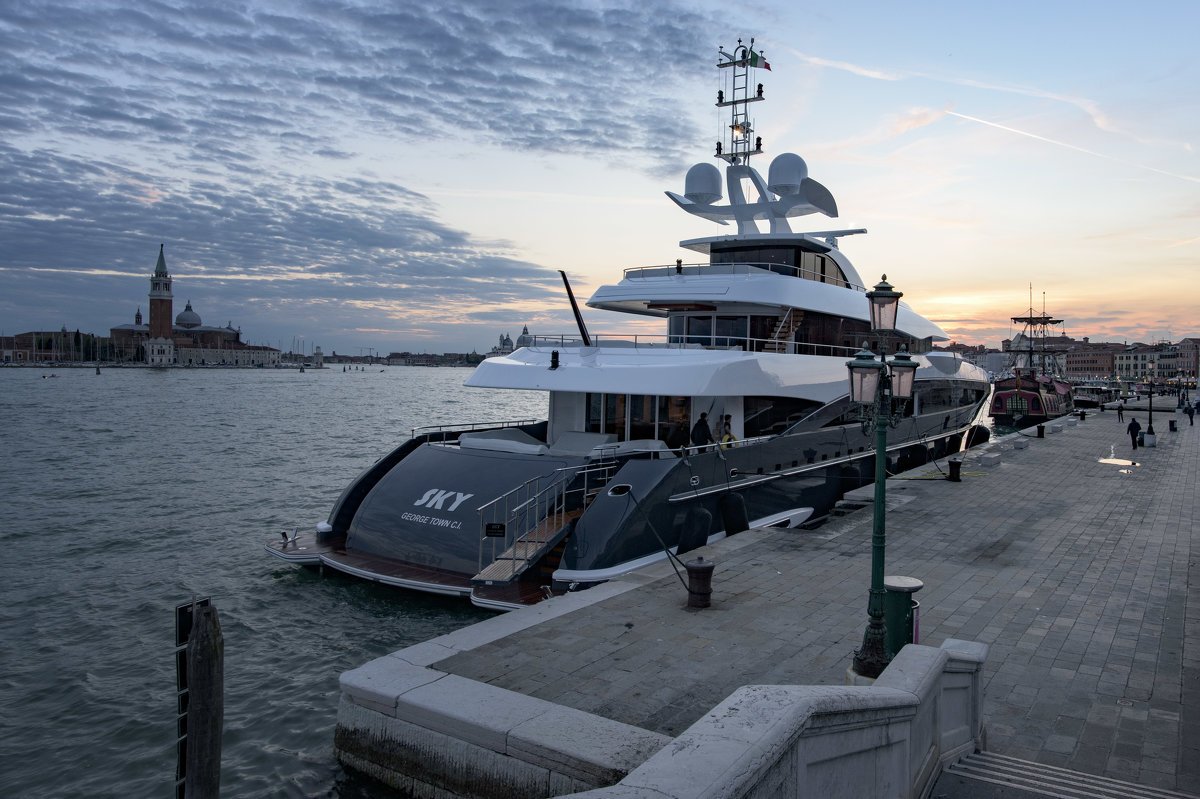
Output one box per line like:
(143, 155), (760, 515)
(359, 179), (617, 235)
(846, 276), (919, 679)
(1147, 360), (1155, 435)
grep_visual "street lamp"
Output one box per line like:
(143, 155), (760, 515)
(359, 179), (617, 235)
(847, 275), (919, 679)
(1147, 360), (1155, 435)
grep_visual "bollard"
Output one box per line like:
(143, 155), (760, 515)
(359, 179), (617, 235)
(685, 556), (715, 608)
(1036, 424), (1045, 438)
(1079, 410), (1086, 421)
(947, 458), (962, 482)
(1169, 419), (1177, 432)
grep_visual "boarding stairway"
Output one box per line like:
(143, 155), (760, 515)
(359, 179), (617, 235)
(472, 462), (616, 586)
(939, 752), (1198, 799)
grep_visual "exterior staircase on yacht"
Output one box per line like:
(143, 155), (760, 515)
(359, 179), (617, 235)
(472, 507), (582, 585)
(941, 752), (1198, 799)
(762, 309), (801, 353)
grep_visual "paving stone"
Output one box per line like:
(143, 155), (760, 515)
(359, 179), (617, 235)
(419, 416), (1197, 793)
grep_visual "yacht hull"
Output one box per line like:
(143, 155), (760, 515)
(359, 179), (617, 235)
(268, 399), (986, 609)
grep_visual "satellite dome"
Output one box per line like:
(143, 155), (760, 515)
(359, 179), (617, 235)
(767, 153), (808, 196)
(175, 300), (202, 329)
(683, 162), (722, 204)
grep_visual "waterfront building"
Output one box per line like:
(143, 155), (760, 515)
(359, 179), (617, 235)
(1114, 344), (1161, 381)
(1063, 339), (1124, 380)
(1177, 338), (1200, 382)
(108, 245), (280, 366)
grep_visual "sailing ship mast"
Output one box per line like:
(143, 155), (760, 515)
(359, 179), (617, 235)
(1010, 286), (1066, 379)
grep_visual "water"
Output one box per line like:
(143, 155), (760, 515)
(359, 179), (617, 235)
(0, 365), (547, 798)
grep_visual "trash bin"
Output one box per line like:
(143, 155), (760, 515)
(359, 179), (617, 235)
(883, 576), (923, 659)
(1169, 419), (1177, 432)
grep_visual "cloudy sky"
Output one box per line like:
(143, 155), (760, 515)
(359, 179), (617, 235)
(2, 0), (1196, 355)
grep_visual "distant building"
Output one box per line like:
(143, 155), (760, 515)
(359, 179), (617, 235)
(1175, 338), (1200, 382)
(1114, 344), (1160, 381)
(486, 325), (532, 358)
(1064, 339), (1124, 380)
(108, 245), (279, 366)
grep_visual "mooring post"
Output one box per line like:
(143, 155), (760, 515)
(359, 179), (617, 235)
(685, 556), (715, 608)
(185, 604), (224, 798)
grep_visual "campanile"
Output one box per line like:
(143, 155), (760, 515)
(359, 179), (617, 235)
(148, 243), (173, 339)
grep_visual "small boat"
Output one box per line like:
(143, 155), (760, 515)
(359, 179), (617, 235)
(267, 38), (992, 610)
(1071, 380), (1121, 409)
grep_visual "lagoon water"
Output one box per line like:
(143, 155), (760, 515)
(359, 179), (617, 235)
(0, 365), (547, 798)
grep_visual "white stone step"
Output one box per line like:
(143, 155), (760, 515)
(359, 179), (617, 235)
(946, 751), (1197, 799)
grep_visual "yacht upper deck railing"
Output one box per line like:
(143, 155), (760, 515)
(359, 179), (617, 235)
(411, 419), (542, 441)
(524, 332), (859, 357)
(622, 261), (867, 292)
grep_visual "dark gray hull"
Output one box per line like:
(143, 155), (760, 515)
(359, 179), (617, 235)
(304, 398), (987, 604)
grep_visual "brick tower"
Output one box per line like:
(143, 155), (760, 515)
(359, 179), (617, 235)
(146, 244), (175, 365)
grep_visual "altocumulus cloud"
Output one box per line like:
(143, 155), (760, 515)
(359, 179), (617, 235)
(0, 0), (719, 349)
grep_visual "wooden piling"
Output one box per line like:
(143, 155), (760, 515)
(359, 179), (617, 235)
(184, 604), (223, 798)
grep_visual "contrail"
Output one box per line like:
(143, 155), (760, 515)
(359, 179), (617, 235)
(946, 111), (1199, 184)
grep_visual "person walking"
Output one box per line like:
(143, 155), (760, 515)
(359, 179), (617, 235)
(1187, 404), (1195, 426)
(1116, 402), (1124, 422)
(1127, 417), (1141, 449)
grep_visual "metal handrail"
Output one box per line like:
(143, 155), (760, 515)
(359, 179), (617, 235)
(411, 418), (541, 440)
(476, 460), (620, 581)
(525, 332), (858, 357)
(620, 261), (867, 292)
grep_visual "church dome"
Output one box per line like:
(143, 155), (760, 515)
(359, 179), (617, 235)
(175, 300), (202, 329)
(515, 325), (533, 348)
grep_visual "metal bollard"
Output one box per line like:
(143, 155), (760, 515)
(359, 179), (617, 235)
(947, 458), (962, 482)
(1036, 424), (1045, 438)
(685, 556), (715, 608)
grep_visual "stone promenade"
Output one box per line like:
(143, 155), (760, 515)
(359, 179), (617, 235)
(430, 406), (1198, 793)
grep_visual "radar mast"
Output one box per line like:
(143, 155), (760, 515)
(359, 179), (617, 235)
(716, 38), (768, 166)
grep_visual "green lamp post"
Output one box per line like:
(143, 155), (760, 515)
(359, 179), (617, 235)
(1147, 360), (1155, 436)
(847, 276), (919, 679)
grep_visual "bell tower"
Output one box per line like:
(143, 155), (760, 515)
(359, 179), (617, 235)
(148, 244), (173, 339)
(146, 244), (176, 365)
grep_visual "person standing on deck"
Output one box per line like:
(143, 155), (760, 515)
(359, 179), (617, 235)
(720, 420), (737, 449)
(690, 412), (714, 450)
(1127, 417), (1141, 449)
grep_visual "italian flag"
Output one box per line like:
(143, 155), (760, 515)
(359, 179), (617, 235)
(748, 49), (771, 70)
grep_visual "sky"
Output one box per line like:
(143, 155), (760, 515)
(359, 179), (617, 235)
(1, 0), (1197, 356)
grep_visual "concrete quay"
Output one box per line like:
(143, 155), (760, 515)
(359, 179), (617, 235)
(337, 408), (1199, 797)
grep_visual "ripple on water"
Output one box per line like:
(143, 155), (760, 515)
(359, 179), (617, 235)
(0, 367), (536, 798)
